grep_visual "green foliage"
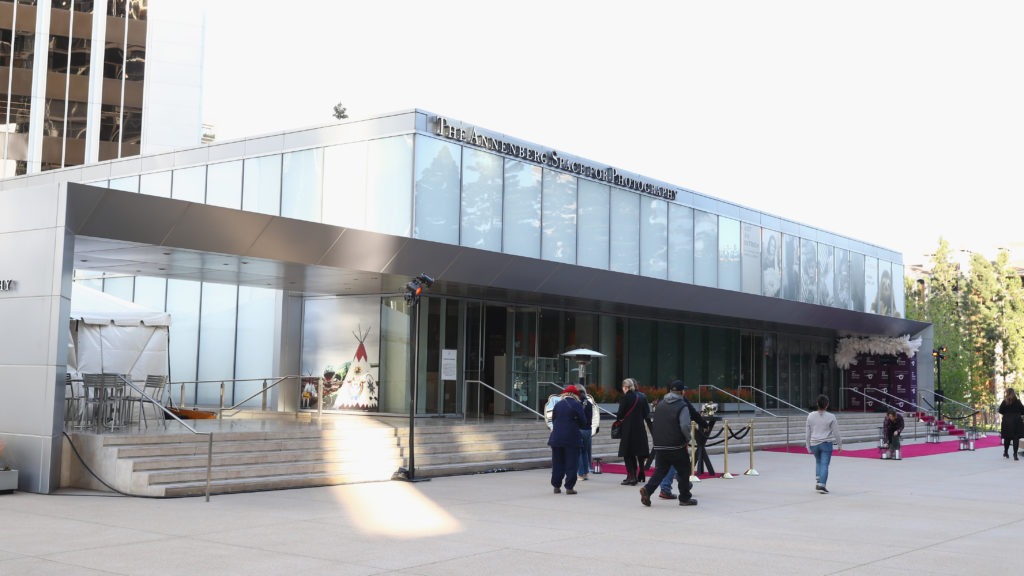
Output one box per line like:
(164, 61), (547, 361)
(907, 238), (1024, 410)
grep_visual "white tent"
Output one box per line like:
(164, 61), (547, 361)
(69, 284), (171, 382)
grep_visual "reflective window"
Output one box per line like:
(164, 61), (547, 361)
(414, 136), (461, 243)
(140, 170), (171, 197)
(864, 256), (878, 313)
(197, 283), (237, 405)
(577, 179), (609, 269)
(874, 260), (896, 316)
(799, 239), (817, 304)
(171, 165), (206, 202)
(323, 142), (367, 229)
(108, 175), (138, 192)
(166, 279), (200, 397)
(133, 276), (166, 315)
(892, 264), (905, 318)
(781, 233), (800, 301)
(667, 204), (694, 283)
(609, 188), (638, 274)
(281, 148), (323, 222)
(367, 134), (413, 236)
(817, 244), (834, 306)
(541, 169), (577, 264)
(693, 210), (717, 287)
(741, 223), (761, 295)
(235, 287), (277, 406)
(718, 216), (741, 290)
(205, 160), (242, 209)
(762, 229), (782, 298)
(503, 159), (541, 258)
(103, 276), (133, 300)
(850, 251), (866, 312)
(640, 198), (667, 279)
(834, 248), (853, 310)
(242, 154), (281, 215)
(461, 147), (502, 251)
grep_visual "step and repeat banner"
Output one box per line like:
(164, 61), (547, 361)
(845, 353), (917, 412)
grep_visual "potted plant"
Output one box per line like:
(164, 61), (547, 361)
(0, 439), (17, 494)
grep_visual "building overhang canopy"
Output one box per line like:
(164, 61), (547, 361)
(67, 183), (930, 339)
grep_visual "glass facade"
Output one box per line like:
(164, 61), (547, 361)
(80, 111), (908, 417)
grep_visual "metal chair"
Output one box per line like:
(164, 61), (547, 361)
(82, 373), (129, 431)
(64, 373), (83, 428)
(135, 375), (167, 428)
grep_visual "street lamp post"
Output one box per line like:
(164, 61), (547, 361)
(932, 346), (947, 421)
(395, 274), (433, 483)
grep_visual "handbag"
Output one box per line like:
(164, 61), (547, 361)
(610, 395), (640, 440)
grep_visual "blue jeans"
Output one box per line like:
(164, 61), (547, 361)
(659, 466), (677, 494)
(578, 429), (593, 476)
(811, 442), (833, 487)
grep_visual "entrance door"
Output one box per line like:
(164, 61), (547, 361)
(463, 302), (507, 418)
(741, 332), (775, 409)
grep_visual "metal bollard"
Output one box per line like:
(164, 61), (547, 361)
(744, 418), (758, 476)
(722, 420), (734, 479)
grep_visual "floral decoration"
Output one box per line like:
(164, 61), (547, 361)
(833, 335), (923, 370)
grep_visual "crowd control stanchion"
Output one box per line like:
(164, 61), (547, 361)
(688, 420), (700, 483)
(744, 418), (759, 476)
(721, 419), (735, 479)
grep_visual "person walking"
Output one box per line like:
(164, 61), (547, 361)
(806, 394), (842, 494)
(998, 388), (1024, 460)
(615, 378), (651, 486)
(638, 380), (704, 507)
(548, 385), (587, 494)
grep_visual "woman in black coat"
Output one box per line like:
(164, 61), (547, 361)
(998, 388), (1024, 460)
(616, 378), (652, 485)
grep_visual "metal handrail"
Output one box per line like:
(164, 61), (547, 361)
(119, 375), (213, 502)
(840, 386), (900, 413)
(738, 385), (808, 415)
(933, 391), (980, 418)
(700, 385), (776, 417)
(218, 376), (294, 418)
(170, 376), (293, 415)
(465, 379), (544, 421)
(864, 388), (926, 415)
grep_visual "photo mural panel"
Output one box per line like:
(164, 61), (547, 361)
(844, 353), (917, 412)
(301, 295), (382, 412)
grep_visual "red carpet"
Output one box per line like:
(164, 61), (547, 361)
(763, 434), (1002, 459)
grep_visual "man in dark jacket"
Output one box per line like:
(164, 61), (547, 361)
(548, 385), (587, 494)
(639, 380), (705, 507)
(882, 408), (905, 459)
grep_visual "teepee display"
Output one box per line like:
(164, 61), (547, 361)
(331, 325), (378, 410)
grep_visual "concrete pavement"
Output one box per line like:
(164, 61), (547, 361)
(1, 438), (1020, 575)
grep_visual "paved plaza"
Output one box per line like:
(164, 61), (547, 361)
(1, 438), (1019, 575)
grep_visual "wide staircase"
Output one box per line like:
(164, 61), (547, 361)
(62, 410), (930, 498)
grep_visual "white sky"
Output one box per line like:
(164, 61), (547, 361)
(200, 1), (1024, 266)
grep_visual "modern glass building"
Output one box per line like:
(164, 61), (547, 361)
(0, 0), (202, 176)
(0, 109), (932, 494)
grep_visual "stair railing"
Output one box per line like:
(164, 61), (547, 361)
(710, 385), (803, 451)
(738, 385), (808, 415)
(119, 375), (213, 502)
(218, 376), (296, 419)
(840, 386), (901, 413)
(464, 379), (544, 422)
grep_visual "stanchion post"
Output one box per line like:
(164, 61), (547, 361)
(744, 418), (758, 476)
(688, 420), (700, 483)
(722, 419), (735, 479)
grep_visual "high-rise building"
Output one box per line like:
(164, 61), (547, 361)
(0, 0), (202, 177)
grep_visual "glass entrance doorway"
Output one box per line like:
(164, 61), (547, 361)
(741, 332), (778, 409)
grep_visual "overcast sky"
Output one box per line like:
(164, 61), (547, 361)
(200, 1), (1024, 266)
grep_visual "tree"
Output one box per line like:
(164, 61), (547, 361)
(905, 238), (970, 409)
(332, 102), (349, 120)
